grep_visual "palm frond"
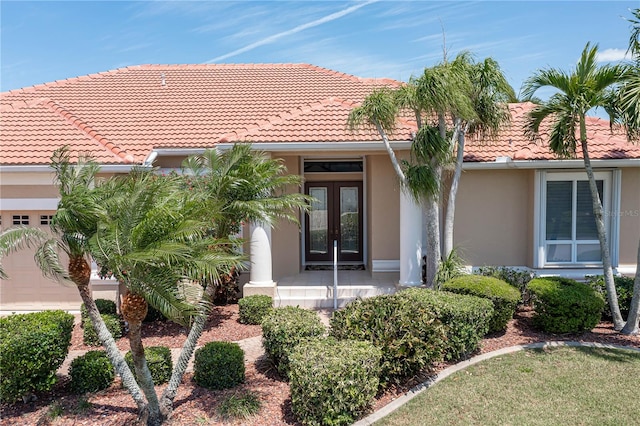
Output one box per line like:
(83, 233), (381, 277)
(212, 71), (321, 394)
(347, 87), (399, 134)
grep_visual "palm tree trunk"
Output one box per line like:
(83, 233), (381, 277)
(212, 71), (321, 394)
(443, 125), (467, 258)
(374, 119), (407, 185)
(424, 197), (440, 288)
(580, 118), (624, 330)
(620, 239), (640, 335)
(75, 282), (149, 420)
(160, 281), (215, 417)
(128, 320), (164, 426)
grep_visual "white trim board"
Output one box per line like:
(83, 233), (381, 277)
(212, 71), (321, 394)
(0, 198), (60, 211)
(372, 260), (400, 272)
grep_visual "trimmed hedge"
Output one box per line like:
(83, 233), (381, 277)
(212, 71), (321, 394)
(125, 346), (172, 384)
(69, 350), (115, 394)
(238, 295), (273, 325)
(0, 310), (74, 403)
(476, 266), (536, 305)
(261, 307), (326, 379)
(442, 275), (521, 333)
(289, 338), (382, 426)
(398, 288), (494, 361)
(194, 342), (245, 390)
(83, 314), (123, 346)
(80, 299), (117, 325)
(528, 277), (605, 334)
(586, 275), (634, 321)
(330, 294), (446, 387)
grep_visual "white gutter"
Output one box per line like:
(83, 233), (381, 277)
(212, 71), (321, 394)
(146, 148), (210, 158)
(215, 141), (413, 152)
(0, 164), (141, 173)
(462, 158), (640, 170)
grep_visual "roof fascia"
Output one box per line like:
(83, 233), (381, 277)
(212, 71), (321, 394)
(0, 165), (140, 173)
(462, 158), (640, 170)
(215, 141), (413, 152)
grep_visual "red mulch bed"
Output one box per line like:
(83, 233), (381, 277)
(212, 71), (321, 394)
(1, 305), (638, 426)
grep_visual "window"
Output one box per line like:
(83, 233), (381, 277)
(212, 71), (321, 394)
(40, 215), (54, 225)
(538, 171), (617, 266)
(12, 215), (29, 225)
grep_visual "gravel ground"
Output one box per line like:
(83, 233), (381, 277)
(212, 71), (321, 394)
(1, 304), (638, 426)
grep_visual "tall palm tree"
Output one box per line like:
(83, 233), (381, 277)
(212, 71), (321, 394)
(522, 43), (639, 331)
(90, 168), (240, 425)
(158, 144), (310, 415)
(0, 147), (148, 416)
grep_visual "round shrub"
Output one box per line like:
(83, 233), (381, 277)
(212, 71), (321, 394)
(69, 350), (115, 394)
(289, 338), (382, 426)
(330, 294), (446, 387)
(0, 310), (74, 403)
(442, 275), (521, 333)
(124, 346), (172, 384)
(143, 304), (168, 323)
(80, 299), (117, 325)
(238, 295), (273, 325)
(398, 288), (494, 361)
(83, 314), (123, 346)
(528, 277), (605, 334)
(586, 275), (634, 320)
(261, 306), (326, 379)
(194, 342), (245, 390)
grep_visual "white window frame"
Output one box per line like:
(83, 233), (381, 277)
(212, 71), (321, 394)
(534, 170), (620, 268)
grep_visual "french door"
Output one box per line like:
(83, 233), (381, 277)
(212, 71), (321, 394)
(305, 181), (363, 263)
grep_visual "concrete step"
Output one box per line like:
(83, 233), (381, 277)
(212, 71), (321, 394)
(274, 285), (395, 308)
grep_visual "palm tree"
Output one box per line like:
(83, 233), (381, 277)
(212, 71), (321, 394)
(90, 168), (241, 425)
(157, 144), (310, 415)
(0, 147), (148, 416)
(522, 43), (639, 331)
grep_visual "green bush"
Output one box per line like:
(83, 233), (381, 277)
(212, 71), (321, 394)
(586, 275), (634, 321)
(477, 266), (536, 305)
(0, 310), (74, 403)
(261, 306), (326, 379)
(238, 295), (273, 325)
(83, 314), (123, 346)
(398, 288), (494, 361)
(442, 275), (520, 333)
(289, 338), (382, 426)
(80, 299), (117, 325)
(124, 346), (172, 384)
(143, 304), (168, 323)
(528, 277), (605, 334)
(330, 294), (446, 387)
(69, 350), (115, 394)
(194, 342), (245, 390)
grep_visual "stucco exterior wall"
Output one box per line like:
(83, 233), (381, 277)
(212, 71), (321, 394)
(618, 167), (640, 266)
(454, 169), (533, 267)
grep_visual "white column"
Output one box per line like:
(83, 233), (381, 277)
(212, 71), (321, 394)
(399, 190), (423, 286)
(249, 222), (273, 285)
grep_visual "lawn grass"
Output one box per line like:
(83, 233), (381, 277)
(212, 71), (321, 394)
(376, 347), (640, 426)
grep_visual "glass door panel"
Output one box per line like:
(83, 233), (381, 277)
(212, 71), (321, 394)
(309, 187), (328, 255)
(340, 187), (359, 255)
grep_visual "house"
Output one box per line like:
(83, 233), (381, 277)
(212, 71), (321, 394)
(1, 64), (638, 312)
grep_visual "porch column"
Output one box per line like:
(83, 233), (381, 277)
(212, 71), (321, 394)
(399, 190), (423, 286)
(249, 222), (273, 285)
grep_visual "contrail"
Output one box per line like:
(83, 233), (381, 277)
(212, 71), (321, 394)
(206, 0), (377, 63)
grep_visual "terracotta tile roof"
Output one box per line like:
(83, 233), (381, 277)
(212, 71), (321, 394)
(464, 102), (640, 162)
(1, 66), (638, 166)
(0, 64), (403, 165)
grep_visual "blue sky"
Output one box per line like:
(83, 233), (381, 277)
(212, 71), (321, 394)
(1, 1), (637, 95)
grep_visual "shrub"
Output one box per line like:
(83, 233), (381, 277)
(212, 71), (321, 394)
(83, 314), (123, 346)
(80, 299), (117, 325)
(194, 342), (245, 390)
(586, 275), (634, 321)
(69, 350), (115, 394)
(528, 277), (605, 334)
(217, 391), (262, 421)
(442, 275), (520, 333)
(477, 266), (536, 305)
(143, 304), (168, 323)
(289, 338), (382, 426)
(398, 288), (494, 361)
(261, 306), (326, 379)
(330, 294), (446, 387)
(0, 310), (74, 403)
(434, 248), (466, 288)
(124, 346), (172, 384)
(238, 295), (273, 325)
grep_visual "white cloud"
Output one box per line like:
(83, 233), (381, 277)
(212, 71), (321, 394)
(206, 0), (378, 63)
(596, 48), (632, 62)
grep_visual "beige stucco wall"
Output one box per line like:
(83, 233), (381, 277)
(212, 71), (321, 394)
(453, 169), (533, 267)
(1, 185), (59, 198)
(618, 167), (640, 266)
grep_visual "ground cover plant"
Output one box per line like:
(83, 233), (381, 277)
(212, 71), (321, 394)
(375, 346), (640, 426)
